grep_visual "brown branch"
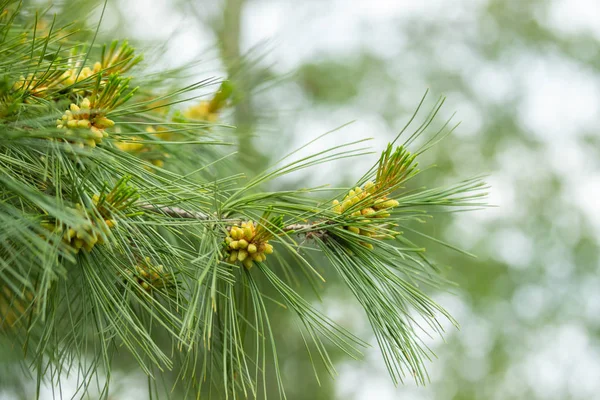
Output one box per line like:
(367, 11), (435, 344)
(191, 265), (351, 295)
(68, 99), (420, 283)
(139, 204), (321, 235)
(140, 204), (210, 220)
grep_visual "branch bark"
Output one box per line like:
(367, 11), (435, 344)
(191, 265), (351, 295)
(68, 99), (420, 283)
(139, 204), (318, 233)
(140, 204), (210, 220)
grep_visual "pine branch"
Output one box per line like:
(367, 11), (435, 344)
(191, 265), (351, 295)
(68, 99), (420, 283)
(0, 7), (488, 399)
(139, 204), (211, 220)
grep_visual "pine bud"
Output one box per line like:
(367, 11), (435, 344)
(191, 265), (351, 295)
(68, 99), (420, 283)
(332, 199), (342, 214)
(361, 207), (376, 216)
(230, 227), (241, 239)
(57, 98), (114, 147)
(342, 199), (352, 212)
(237, 249), (248, 261)
(380, 199), (399, 209)
(87, 234), (98, 246)
(373, 199), (399, 210)
(77, 119), (91, 129)
(94, 117), (115, 129)
(347, 226), (360, 235)
(90, 127), (103, 139)
(243, 258), (254, 270)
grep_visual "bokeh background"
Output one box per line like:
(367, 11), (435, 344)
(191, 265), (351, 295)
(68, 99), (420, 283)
(7, 0), (600, 399)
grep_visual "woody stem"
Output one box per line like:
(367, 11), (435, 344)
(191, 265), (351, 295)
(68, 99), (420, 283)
(139, 204), (317, 233)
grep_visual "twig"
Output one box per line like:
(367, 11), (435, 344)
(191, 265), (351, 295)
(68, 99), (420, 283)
(140, 204), (210, 220)
(139, 204), (320, 234)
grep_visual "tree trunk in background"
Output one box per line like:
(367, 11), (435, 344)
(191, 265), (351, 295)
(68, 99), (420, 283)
(217, 0), (267, 174)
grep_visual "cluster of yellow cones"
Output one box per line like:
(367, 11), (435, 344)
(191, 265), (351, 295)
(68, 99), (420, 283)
(183, 80), (233, 122)
(44, 198), (116, 253)
(183, 101), (219, 122)
(115, 126), (169, 168)
(332, 180), (400, 248)
(125, 257), (169, 292)
(40, 190), (127, 253)
(12, 63), (102, 98)
(225, 221), (274, 270)
(61, 62), (103, 87)
(56, 98), (115, 148)
(57, 213), (113, 253)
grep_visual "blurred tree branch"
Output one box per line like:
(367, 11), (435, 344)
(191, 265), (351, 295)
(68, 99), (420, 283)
(214, 0), (268, 173)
